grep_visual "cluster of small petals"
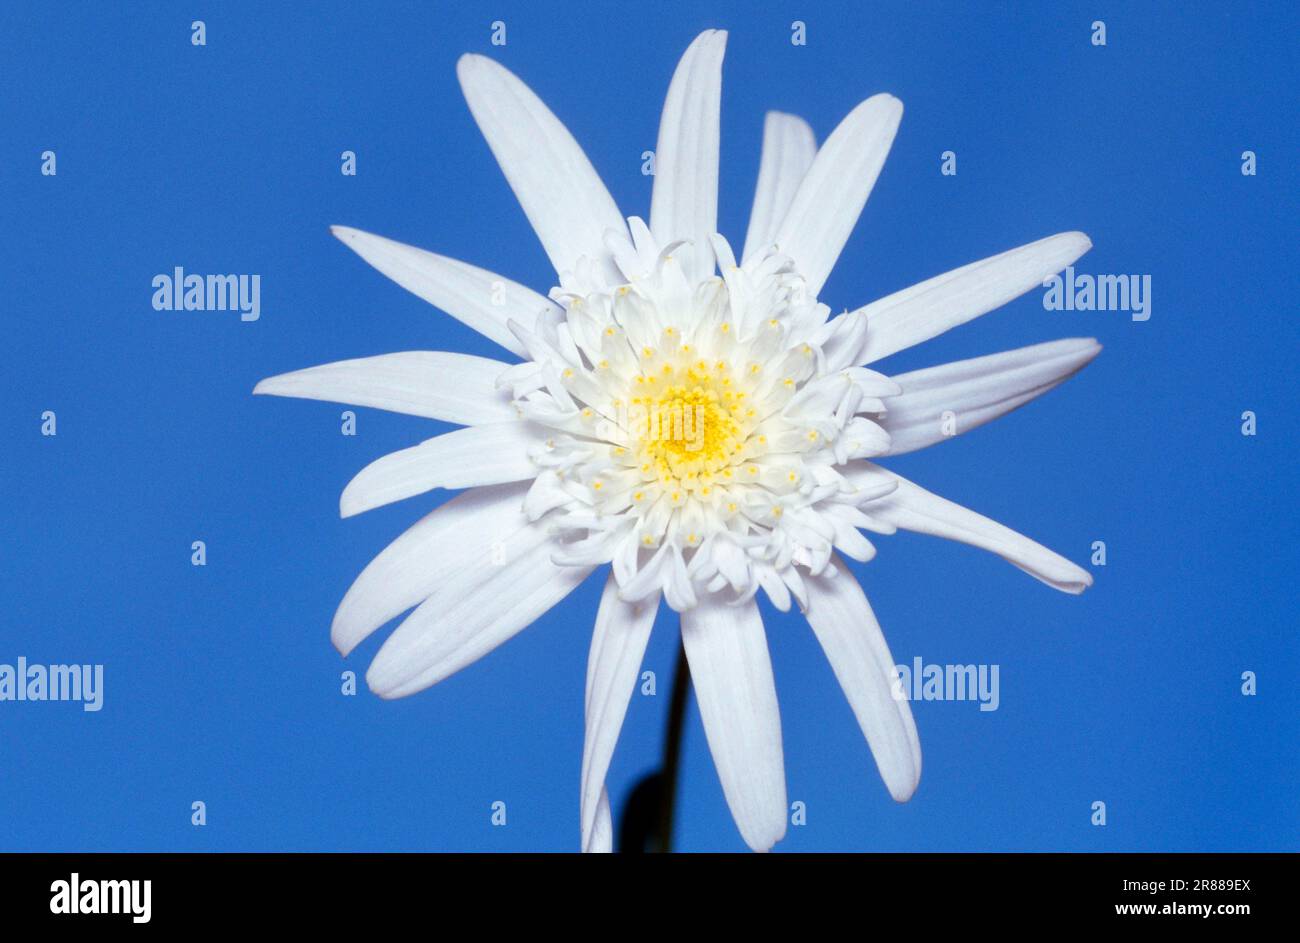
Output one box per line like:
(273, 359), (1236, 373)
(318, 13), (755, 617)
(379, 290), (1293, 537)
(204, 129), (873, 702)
(497, 219), (900, 612)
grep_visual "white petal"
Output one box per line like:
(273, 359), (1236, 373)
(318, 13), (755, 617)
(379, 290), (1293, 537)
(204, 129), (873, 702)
(253, 351), (516, 425)
(848, 464), (1093, 593)
(881, 338), (1102, 455)
(580, 576), (658, 853)
(457, 54), (626, 285)
(856, 232), (1093, 364)
(584, 789), (613, 853)
(331, 482), (531, 656)
(681, 597), (787, 852)
(649, 29), (727, 284)
(366, 540), (593, 698)
(772, 94), (902, 297)
(340, 422), (546, 518)
(804, 563), (921, 801)
(742, 111), (817, 263)
(331, 226), (557, 358)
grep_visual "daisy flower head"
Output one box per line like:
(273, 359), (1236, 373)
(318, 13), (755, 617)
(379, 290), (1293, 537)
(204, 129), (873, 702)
(256, 30), (1098, 852)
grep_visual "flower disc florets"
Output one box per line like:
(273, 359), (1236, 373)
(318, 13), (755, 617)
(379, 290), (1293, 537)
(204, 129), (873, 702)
(498, 224), (902, 611)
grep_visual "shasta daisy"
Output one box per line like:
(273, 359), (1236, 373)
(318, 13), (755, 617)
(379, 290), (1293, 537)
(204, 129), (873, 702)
(255, 30), (1098, 852)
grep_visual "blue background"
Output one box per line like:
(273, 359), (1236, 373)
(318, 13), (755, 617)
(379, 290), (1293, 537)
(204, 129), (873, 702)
(2, 1), (1296, 852)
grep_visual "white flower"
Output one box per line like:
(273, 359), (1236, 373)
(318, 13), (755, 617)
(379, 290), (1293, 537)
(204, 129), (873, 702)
(256, 30), (1097, 852)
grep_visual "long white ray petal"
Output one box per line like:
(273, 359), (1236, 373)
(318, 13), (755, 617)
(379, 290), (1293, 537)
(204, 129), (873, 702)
(804, 562), (921, 801)
(580, 577), (658, 852)
(458, 54), (626, 285)
(331, 226), (557, 358)
(331, 482), (531, 656)
(649, 29), (727, 284)
(772, 94), (902, 298)
(253, 351), (516, 425)
(366, 543), (594, 698)
(846, 464), (1093, 594)
(585, 789), (613, 853)
(881, 338), (1102, 455)
(340, 422), (546, 518)
(681, 596), (787, 852)
(856, 232), (1092, 364)
(742, 111), (817, 263)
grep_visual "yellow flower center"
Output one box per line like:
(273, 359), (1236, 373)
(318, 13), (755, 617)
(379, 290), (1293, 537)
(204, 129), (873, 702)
(628, 350), (753, 491)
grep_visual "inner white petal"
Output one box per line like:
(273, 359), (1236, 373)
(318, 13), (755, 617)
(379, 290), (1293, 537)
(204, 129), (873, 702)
(502, 233), (892, 611)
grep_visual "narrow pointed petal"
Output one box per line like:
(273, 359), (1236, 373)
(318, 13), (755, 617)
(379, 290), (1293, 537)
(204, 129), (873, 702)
(881, 338), (1102, 455)
(580, 577), (658, 852)
(366, 541), (593, 698)
(742, 111), (817, 263)
(681, 597), (787, 852)
(457, 54), (626, 284)
(340, 422), (545, 518)
(772, 94), (902, 297)
(847, 464), (1093, 593)
(584, 789), (613, 853)
(804, 562), (921, 801)
(856, 232), (1092, 364)
(649, 30), (727, 284)
(253, 351), (516, 425)
(331, 482), (531, 656)
(331, 226), (557, 358)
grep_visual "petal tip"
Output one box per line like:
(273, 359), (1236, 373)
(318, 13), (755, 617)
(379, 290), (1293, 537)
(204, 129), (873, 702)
(339, 492), (362, 519)
(1064, 230), (1093, 256)
(889, 778), (919, 803)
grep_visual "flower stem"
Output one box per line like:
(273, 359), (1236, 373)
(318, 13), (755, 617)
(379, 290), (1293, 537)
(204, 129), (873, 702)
(654, 639), (691, 853)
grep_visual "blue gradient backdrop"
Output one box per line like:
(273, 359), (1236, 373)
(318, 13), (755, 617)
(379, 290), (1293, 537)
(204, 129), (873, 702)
(2, 1), (1296, 852)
